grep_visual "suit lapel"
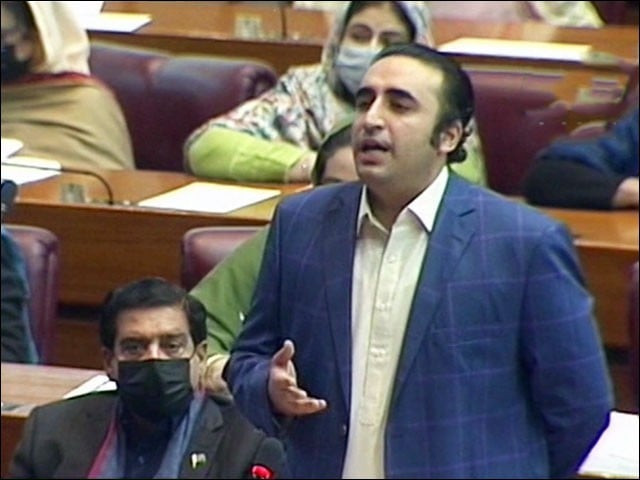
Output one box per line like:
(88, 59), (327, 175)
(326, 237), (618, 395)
(392, 176), (477, 402)
(322, 183), (362, 411)
(54, 395), (117, 478)
(179, 399), (224, 479)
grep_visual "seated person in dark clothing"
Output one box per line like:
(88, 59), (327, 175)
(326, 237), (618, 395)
(1, 225), (38, 363)
(523, 106), (638, 210)
(9, 277), (287, 479)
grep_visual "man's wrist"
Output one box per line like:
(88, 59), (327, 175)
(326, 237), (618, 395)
(286, 151), (316, 183)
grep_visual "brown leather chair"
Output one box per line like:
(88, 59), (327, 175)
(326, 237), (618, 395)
(5, 224), (59, 363)
(89, 42), (278, 172)
(468, 69), (571, 196)
(629, 261), (639, 411)
(181, 226), (261, 291)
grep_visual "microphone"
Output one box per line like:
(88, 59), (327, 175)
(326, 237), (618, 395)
(1, 160), (115, 205)
(1, 179), (18, 221)
(250, 437), (286, 479)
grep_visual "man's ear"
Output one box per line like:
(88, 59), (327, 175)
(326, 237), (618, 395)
(102, 347), (117, 380)
(438, 120), (463, 154)
(195, 341), (207, 363)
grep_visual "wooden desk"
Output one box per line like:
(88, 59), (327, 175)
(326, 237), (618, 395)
(93, 2), (321, 76)
(432, 19), (639, 65)
(103, 1), (284, 40)
(0, 363), (103, 478)
(537, 207), (638, 349)
(283, 8), (640, 65)
(101, 3), (639, 62)
(8, 170), (303, 305)
(8, 170), (638, 350)
(92, 3), (637, 87)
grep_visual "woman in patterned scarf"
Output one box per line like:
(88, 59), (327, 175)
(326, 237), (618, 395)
(185, 1), (486, 185)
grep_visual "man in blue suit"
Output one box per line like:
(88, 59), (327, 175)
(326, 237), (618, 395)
(225, 43), (613, 478)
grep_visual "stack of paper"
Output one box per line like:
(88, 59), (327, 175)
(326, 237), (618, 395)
(79, 12), (152, 33)
(1, 137), (23, 159)
(1, 155), (61, 185)
(578, 411), (639, 478)
(138, 182), (281, 214)
(63, 374), (116, 399)
(438, 37), (593, 63)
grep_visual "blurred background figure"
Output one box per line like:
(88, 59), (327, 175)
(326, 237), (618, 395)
(1, 1), (134, 170)
(425, 1), (604, 27)
(524, 105), (639, 210)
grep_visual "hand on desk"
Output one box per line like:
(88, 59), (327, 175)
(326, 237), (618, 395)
(268, 339), (327, 416)
(612, 177), (639, 209)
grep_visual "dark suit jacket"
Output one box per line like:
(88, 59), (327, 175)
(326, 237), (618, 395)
(9, 391), (288, 479)
(524, 106), (639, 209)
(227, 175), (613, 478)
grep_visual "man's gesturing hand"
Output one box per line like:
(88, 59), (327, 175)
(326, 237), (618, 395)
(268, 339), (327, 416)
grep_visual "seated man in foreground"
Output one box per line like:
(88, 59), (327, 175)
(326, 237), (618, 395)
(9, 277), (287, 479)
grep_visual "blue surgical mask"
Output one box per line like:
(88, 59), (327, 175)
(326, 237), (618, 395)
(334, 45), (379, 96)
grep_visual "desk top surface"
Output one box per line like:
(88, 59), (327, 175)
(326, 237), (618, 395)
(9, 170), (305, 304)
(100, 2), (639, 63)
(1, 362), (103, 416)
(537, 206), (638, 251)
(14, 169), (306, 224)
(8, 170), (638, 312)
(13, 169), (639, 252)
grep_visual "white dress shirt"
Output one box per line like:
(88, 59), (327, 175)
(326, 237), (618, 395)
(342, 167), (449, 478)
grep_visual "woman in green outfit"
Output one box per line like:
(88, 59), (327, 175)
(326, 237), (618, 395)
(192, 121), (358, 393)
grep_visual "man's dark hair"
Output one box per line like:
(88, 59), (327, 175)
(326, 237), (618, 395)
(100, 277), (206, 349)
(312, 121), (353, 185)
(373, 43), (475, 163)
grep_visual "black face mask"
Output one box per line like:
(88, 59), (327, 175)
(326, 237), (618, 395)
(1, 44), (30, 83)
(117, 358), (194, 422)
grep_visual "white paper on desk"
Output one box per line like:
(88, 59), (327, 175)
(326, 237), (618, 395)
(63, 1), (104, 20)
(63, 374), (117, 399)
(578, 411), (639, 478)
(1, 156), (61, 185)
(137, 182), (281, 214)
(80, 12), (152, 33)
(438, 37), (592, 63)
(1, 137), (23, 160)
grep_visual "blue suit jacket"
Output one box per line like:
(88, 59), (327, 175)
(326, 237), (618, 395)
(227, 175), (613, 479)
(538, 106), (638, 177)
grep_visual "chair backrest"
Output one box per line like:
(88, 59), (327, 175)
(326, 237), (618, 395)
(89, 42), (278, 172)
(629, 261), (639, 410)
(5, 224), (59, 363)
(181, 226), (261, 291)
(468, 68), (570, 195)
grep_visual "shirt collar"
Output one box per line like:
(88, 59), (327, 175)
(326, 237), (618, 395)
(356, 167), (449, 234)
